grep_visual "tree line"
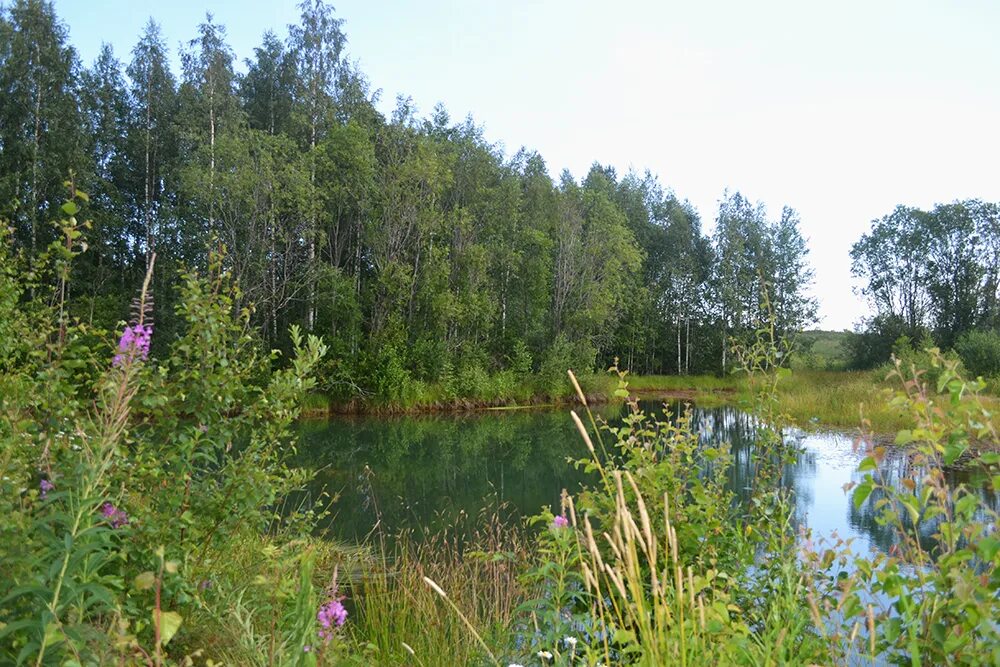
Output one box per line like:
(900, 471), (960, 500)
(850, 199), (1000, 371)
(0, 0), (817, 400)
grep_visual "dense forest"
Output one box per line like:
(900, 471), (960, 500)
(0, 0), (817, 401)
(850, 200), (1000, 372)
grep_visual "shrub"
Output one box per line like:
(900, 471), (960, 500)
(847, 314), (930, 370)
(538, 334), (596, 398)
(0, 199), (336, 664)
(955, 329), (1000, 378)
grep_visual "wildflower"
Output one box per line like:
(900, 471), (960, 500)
(100, 502), (129, 528)
(303, 645), (312, 653)
(563, 636), (578, 648)
(552, 514), (569, 529)
(317, 597), (348, 642)
(537, 650), (553, 660)
(113, 323), (152, 367)
(39, 478), (54, 499)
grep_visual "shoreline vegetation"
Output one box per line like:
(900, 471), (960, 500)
(4, 0), (1000, 661)
(300, 372), (620, 417)
(5, 204), (999, 663)
(303, 367), (1000, 434)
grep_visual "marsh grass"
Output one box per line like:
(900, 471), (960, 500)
(625, 369), (1000, 432)
(349, 506), (530, 665)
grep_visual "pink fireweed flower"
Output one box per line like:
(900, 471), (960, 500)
(39, 479), (54, 499)
(113, 323), (152, 367)
(100, 502), (129, 528)
(317, 597), (348, 642)
(552, 514), (569, 530)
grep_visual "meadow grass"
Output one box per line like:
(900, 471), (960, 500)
(622, 369), (996, 432)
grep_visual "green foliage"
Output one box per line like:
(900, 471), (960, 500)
(537, 334), (596, 399)
(504, 341), (836, 664)
(851, 200), (1000, 363)
(0, 1), (822, 411)
(847, 313), (936, 371)
(887, 335), (965, 390)
(792, 329), (851, 370)
(831, 351), (1000, 665)
(5, 191), (1000, 665)
(955, 328), (1000, 378)
(0, 204), (335, 664)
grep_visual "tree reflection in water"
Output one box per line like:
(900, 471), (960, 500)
(294, 401), (991, 555)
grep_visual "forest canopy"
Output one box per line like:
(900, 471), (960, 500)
(849, 200), (1000, 369)
(0, 0), (817, 400)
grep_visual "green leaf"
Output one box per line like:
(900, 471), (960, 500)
(42, 621), (61, 647)
(158, 611), (182, 646)
(858, 456), (877, 472)
(894, 430), (913, 445)
(954, 494), (979, 517)
(943, 442), (967, 466)
(134, 572), (156, 591)
(61, 201), (79, 216)
(900, 496), (920, 525)
(612, 628), (636, 645)
(977, 536), (1000, 562)
(979, 451), (1000, 466)
(853, 480), (874, 510)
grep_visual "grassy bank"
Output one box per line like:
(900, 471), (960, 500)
(305, 368), (914, 430)
(302, 371), (620, 417)
(628, 368), (1000, 432)
(622, 370), (899, 429)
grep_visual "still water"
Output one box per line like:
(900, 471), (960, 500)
(295, 401), (996, 553)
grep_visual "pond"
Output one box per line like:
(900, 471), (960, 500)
(295, 400), (997, 553)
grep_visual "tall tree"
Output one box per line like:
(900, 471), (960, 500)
(289, 0), (346, 331)
(241, 30), (296, 136)
(79, 43), (135, 317)
(179, 13), (239, 232)
(769, 206), (817, 337)
(850, 206), (931, 333)
(126, 19), (177, 272)
(0, 0), (83, 252)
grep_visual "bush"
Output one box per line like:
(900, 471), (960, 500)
(847, 313), (930, 370)
(0, 202), (339, 664)
(955, 329), (1000, 378)
(537, 334), (596, 398)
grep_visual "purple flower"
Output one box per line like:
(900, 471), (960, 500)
(552, 514), (569, 530)
(113, 323), (152, 367)
(39, 479), (54, 499)
(100, 502), (129, 528)
(317, 597), (348, 641)
(303, 646), (312, 653)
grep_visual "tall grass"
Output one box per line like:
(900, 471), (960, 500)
(349, 508), (530, 665)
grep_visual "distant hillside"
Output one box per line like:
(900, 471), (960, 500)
(793, 330), (852, 370)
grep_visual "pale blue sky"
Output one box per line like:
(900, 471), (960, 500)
(52, 0), (1000, 329)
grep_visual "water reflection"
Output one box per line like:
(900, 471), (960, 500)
(294, 401), (992, 553)
(844, 444), (1000, 554)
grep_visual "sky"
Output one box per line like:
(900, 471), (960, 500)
(52, 0), (1000, 330)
